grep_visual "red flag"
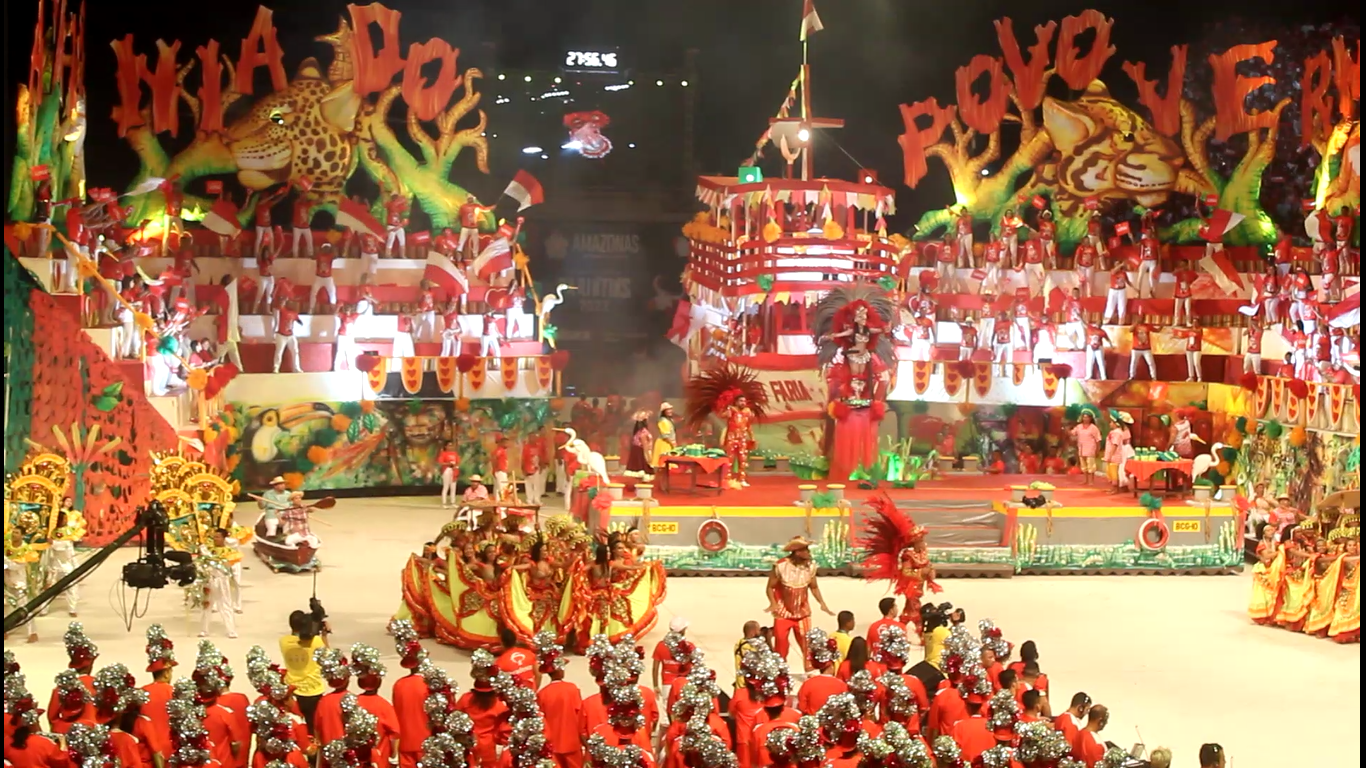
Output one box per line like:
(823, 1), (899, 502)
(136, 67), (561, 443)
(336, 197), (384, 238)
(503, 170), (545, 211)
(1198, 249), (1245, 295)
(1199, 209), (1245, 241)
(668, 299), (693, 348)
(202, 198), (242, 236)
(799, 0), (824, 40)
(473, 236), (513, 279)
(1114, 221), (1131, 237)
(1083, 196), (1099, 211)
(424, 251), (469, 296)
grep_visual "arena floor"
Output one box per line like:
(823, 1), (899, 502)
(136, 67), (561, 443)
(8, 496), (1358, 767)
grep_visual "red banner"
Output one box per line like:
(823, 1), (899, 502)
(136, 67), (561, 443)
(435, 357), (457, 393)
(943, 363), (962, 397)
(912, 361), (932, 395)
(1329, 384), (1345, 425)
(366, 357), (388, 395)
(1306, 384), (1321, 423)
(1271, 379), (1284, 419)
(1255, 377), (1270, 417)
(468, 358), (486, 391)
(1041, 366), (1059, 399)
(1011, 363), (1028, 387)
(401, 357), (424, 394)
(973, 362), (992, 397)
(535, 357), (553, 393)
(501, 359), (519, 391)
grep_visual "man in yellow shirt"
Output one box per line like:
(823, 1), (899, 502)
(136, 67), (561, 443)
(833, 610), (855, 663)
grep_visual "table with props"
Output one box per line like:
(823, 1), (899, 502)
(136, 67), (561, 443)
(1127, 453), (1195, 497)
(658, 455), (730, 495)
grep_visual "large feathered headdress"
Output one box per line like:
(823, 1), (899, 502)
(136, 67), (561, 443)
(812, 283), (899, 367)
(856, 493), (930, 595)
(684, 364), (768, 429)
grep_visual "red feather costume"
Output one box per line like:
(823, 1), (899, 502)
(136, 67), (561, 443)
(857, 494), (942, 630)
(685, 365), (769, 488)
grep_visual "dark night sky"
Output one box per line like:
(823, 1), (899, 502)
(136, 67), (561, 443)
(3, 0), (1358, 222)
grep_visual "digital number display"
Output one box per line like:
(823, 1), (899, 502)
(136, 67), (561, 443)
(564, 50), (620, 71)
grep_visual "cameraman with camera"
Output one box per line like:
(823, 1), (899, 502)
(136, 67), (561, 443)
(279, 597), (331, 734)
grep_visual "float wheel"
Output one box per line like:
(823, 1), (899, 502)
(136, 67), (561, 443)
(697, 519), (730, 552)
(1137, 518), (1170, 551)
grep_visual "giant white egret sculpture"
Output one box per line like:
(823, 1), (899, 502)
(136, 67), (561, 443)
(557, 427), (610, 485)
(1191, 442), (1225, 483)
(538, 284), (577, 323)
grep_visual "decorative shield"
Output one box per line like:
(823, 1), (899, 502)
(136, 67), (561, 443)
(535, 357), (553, 393)
(401, 357), (425, 394)
(366, 357), (388, 395)
(468, 359), (486, 390)
(1306, 384), (1321, 424)
(435, 357), (458, 394)
(1011, 363), (1027, 387)
(1041, 366), (1060, 399)
(973, 362), (992, 397)
(501, 358), (519, 391)
(1255, 377), (1270, 417)
(912, 361), (932, 395)
(1270, 378), (1284, 419)
(942, 363), (962, 397)
(1284, 384), (1302, 424)
(1329, 384), (1346, 426)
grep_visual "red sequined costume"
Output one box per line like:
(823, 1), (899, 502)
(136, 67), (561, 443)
(857, 493), (942, 631)
(684, 365), (769, 491)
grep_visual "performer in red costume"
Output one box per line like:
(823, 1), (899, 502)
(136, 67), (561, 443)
(1321, 246), (1342, 303)
(1175, 324), (1204, 382)
(255, 234), (282, 314)
(1084, 323), (1111, 380)
(1129, 322), (1156, 380)
(170, 245), (199, 306)
(255, 187), (289, 258)
(535, 637), (583, 768)
(273, 300), (303, 374)
(361, 233), (381, 284)
(1085, 211), (1107, 266)
(458, 195), (493, 261)
(934, 234), (958, 292)
(1073, 237), (1098, 297)
(954, 309), (979, 361)
(979, 237), (1003, 294)
(291, 192), (315, 258)
(1103, 263), (1130, 325)
(999, 208), (1022, 267)
(1254, 266), (1282, 324)
(990, 311), (1013, 374)
(1243, 316), (1264, 374)
(1272, 226), (1294, 278)
(721, 395), (757, 489)
(812, 287), (897, 482)
(1332, 206), (1354, 253)
(383, 193), (410, 258)
(333, 304), (360, 372)
(1136, 230), (1160, 299)
(1171, 267), (1197, 326)
(439, 299), (462, 357)
(953, 206), (974, 268)
(857, 494), (941, 633)
(1021, 236), (1046, 297)
(310, 244), (337, 314)
(414, 282), (438, 344)
(765, 537), (834, 670)
(388, 621), (430, 768)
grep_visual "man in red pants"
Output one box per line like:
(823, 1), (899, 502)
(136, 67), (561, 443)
(764, 537), (834, 672)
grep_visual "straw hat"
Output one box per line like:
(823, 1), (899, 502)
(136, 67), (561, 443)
(270, 476), (286, 485)
(782, 536), (814, 552)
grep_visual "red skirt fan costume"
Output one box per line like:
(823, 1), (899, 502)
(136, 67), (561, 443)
(813, 285), (899, 481)
(857, 493), (943, 630)
(684, 364), (769, 488)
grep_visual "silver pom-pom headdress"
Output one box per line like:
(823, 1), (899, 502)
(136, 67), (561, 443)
(53, 669), (92, 713)
(878, 671), (920, 725)
(817, 692), (863, 748)
(145, 624), (177, 672)
(92, 663), (149, 715)
(603, 682), (645, 731)
(247, 700), (298, 758)
(419, 658), (459, 734)
(877, 722), (933, 768)
(679, 711), (738, 768)
(388, 618), (427, 669)
(931, 734), (964, 768)
(876, 624), (912, 670)
(247, 647), (292, 702)
(765, 715), (825, 768)
(987, 689), (1020, 738)
(321, 693), (379, 768)
(506, 716), (555, 768)
(168, 679), (212, 767)
(349, 643), (385, 687)
(739, 646), (791, 704)
(3, 672), (42, 729)
(419, 732), (470, 768)
(978, 745), (1017, 768)
(846, 670), (878, 717)
(494, 677), (541, 726)
(64, 622), (99, 669)
(4, 648), (19, 675)
(585, 734), (648, 768)
(315, 647), (351, 688)
(940, 625), (991, 704)
(806, 627), (841, 669)
(1099, 746), (1130, 768)
(191, 641), (229, 700)
(65, 722), (114, 768)
(978, 619), (1011, 662)
(1014, 720), (1071, 766)
(585, 634), (614, 682)
(470, 649), (499, 692)
(607, 635), (644, 684)
(532, 631), (567, 675)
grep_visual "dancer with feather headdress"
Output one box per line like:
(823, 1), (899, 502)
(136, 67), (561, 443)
(684, 364), (769, 489)
(812, 284), (900, 481)
(857, 493), (942, 631)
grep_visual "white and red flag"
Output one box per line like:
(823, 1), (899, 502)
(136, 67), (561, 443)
(335, 197), (384, 238)
(503, 170), (545, 211)
(424, 251), (469, 296)
(472, 236), (513, 280)
(800, 0), (824, 40)
(201, 198), (242, 236)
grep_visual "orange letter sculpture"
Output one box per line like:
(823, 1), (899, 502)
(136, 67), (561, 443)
(402, 40), (462, 122)
(196, 39), (224, 134)
(1209, 41), (1278, 141)
(235, 5), (286, 96)
(955, 55), (1010, 135)
(994, 17), (1056, 111)
(1332, 37), (1360, 120)
(349, 2), (407, 98)
(898, 99), (956, 189)
(1300, 51), (1334, 147)
(1122, 46), (1187, 138)
(1055, 10), (1116, 90)
(110, 34), (146, 137)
